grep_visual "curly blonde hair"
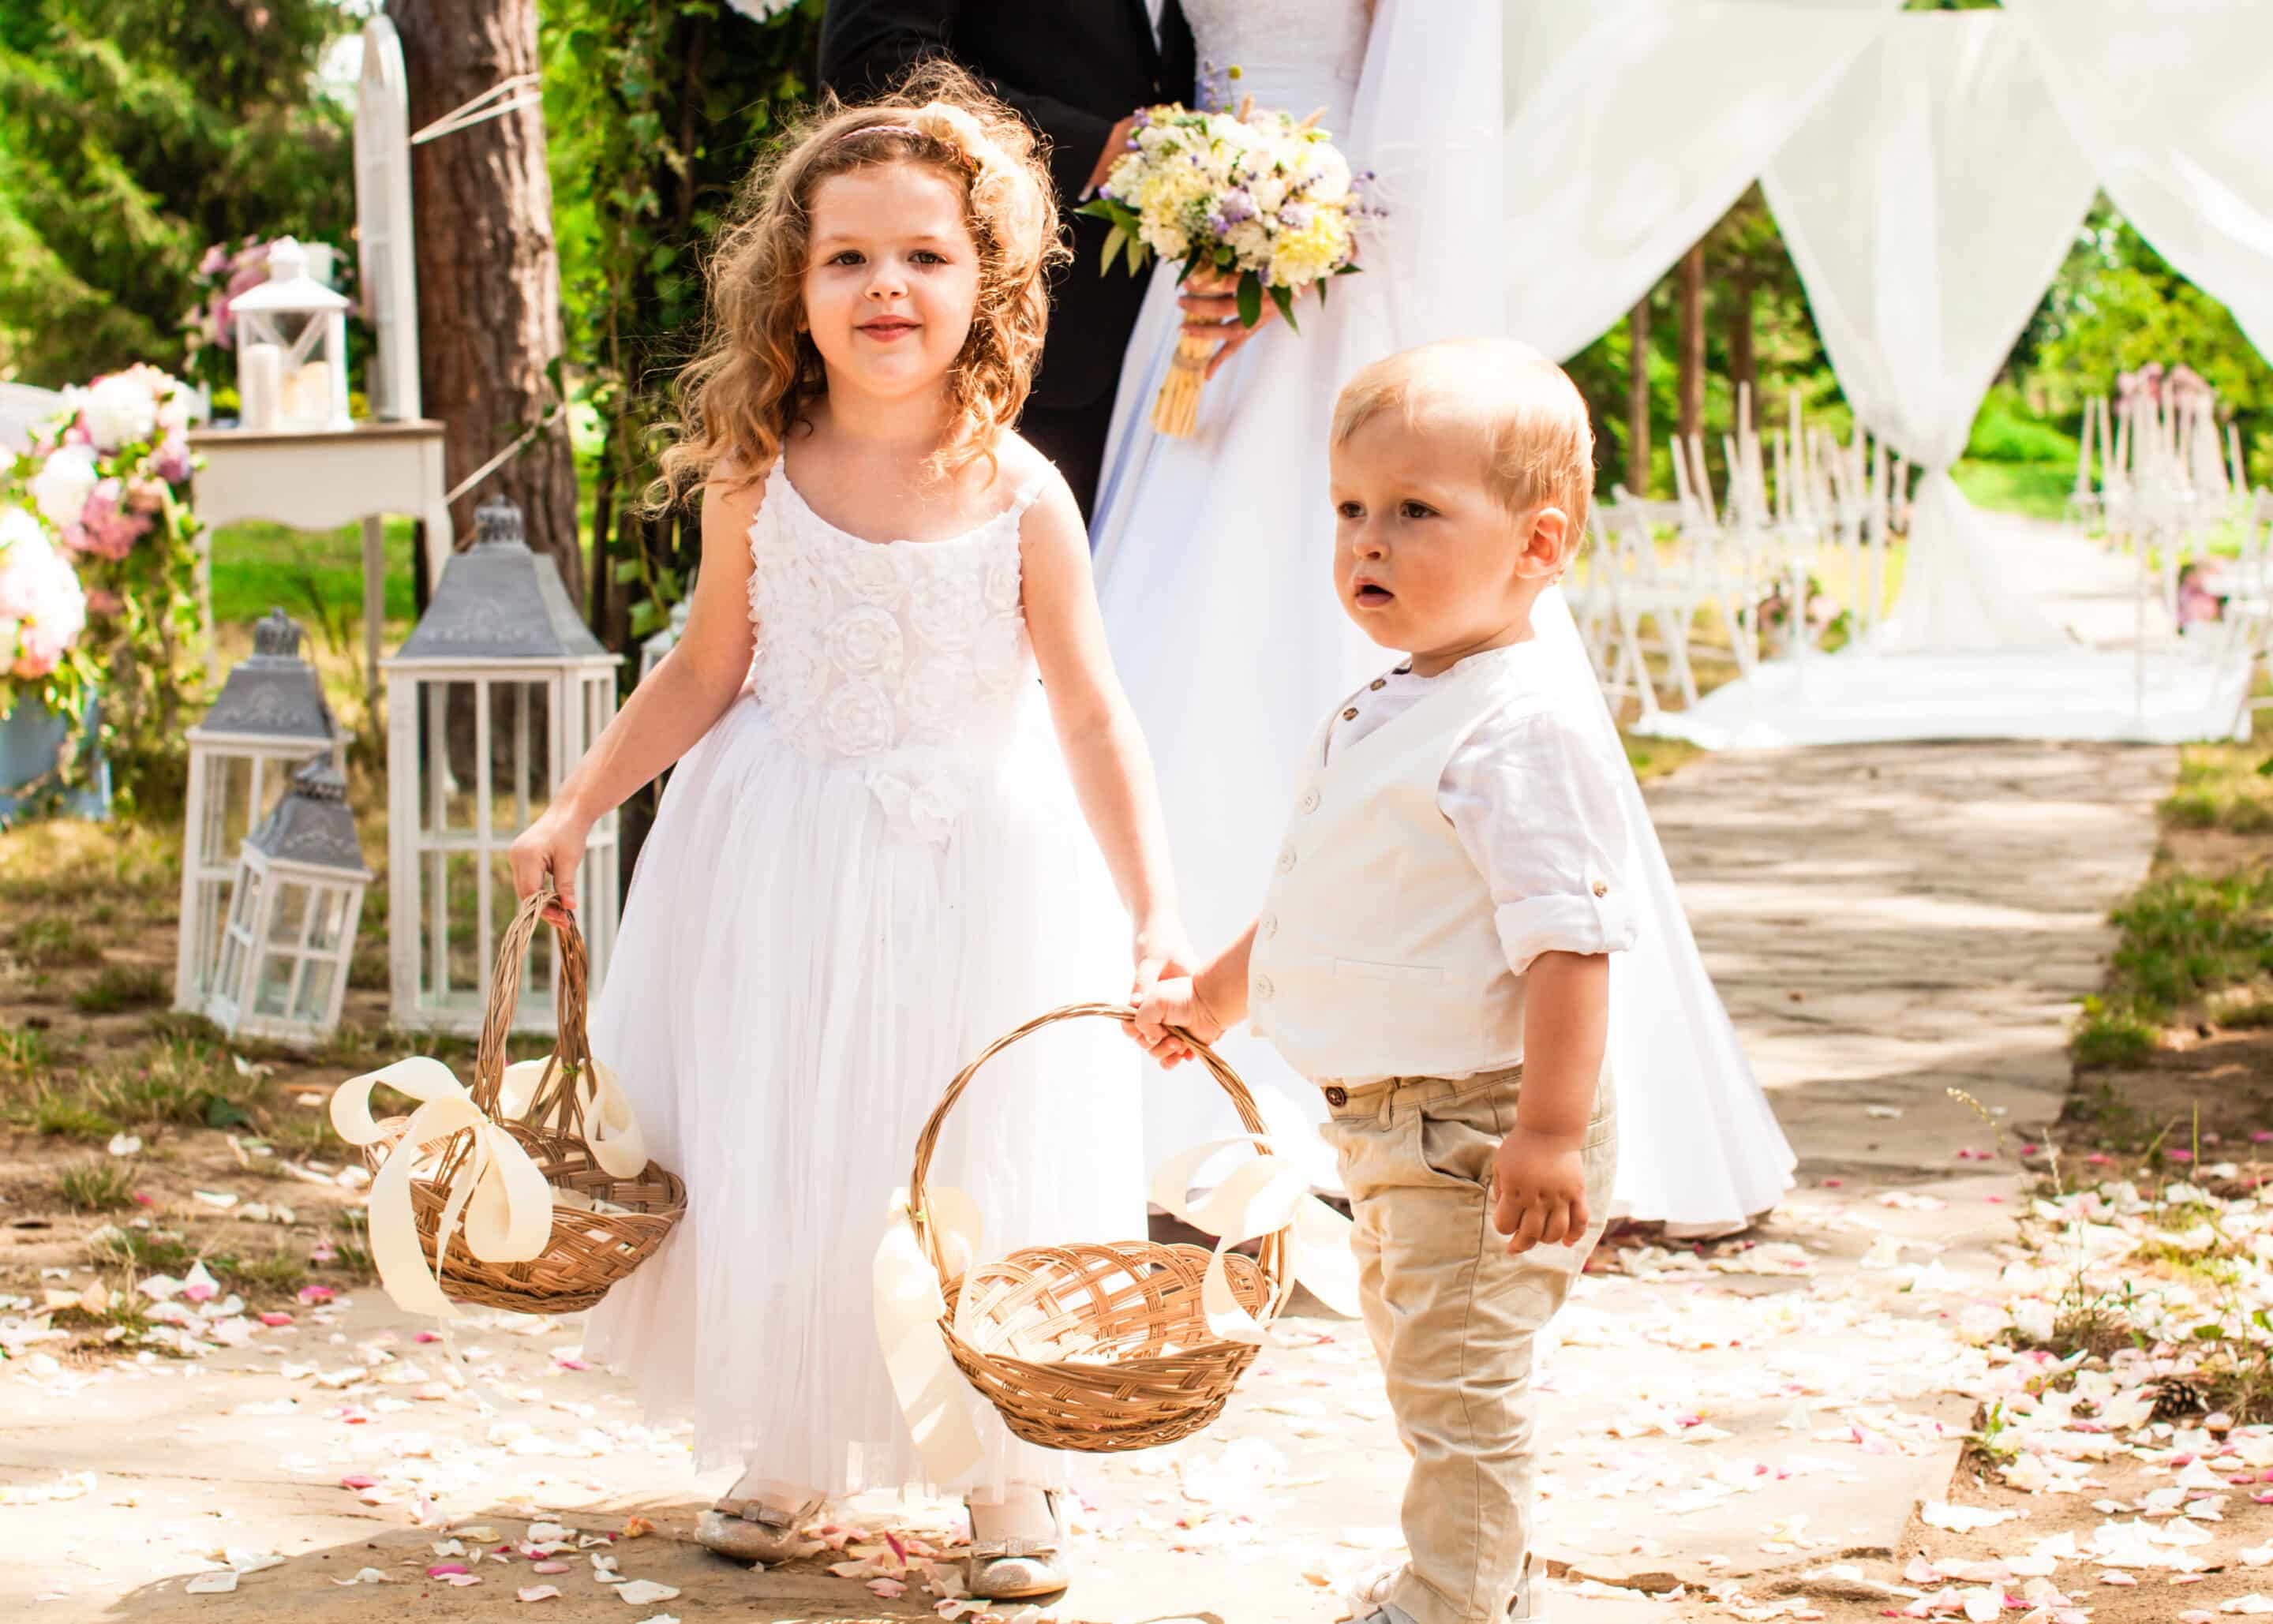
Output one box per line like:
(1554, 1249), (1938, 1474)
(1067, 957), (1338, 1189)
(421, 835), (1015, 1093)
(649, 62), (1062, 509)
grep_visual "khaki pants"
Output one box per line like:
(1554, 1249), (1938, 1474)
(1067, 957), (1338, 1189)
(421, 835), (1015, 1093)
(1320, 1068), (1618, 1624)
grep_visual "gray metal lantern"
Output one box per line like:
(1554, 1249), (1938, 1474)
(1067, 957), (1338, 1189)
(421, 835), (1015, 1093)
(382, 496), (622, 1035)
(207, 756), (372, 1046)
(176, 608), (345, 1015)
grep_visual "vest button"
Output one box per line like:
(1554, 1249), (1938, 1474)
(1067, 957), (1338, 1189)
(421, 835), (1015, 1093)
(1324, 1085), (1349, 1106)
(1300, 789), (1320, 814)
(1592, 881), (1608, 897)
(1259, 913), (1279, 938)
(1276, 848), (1297, 873)
(1253, 975), (1275, 1001)
(1369, 678), (1387, 691)
(1342, 707), (1360, 721)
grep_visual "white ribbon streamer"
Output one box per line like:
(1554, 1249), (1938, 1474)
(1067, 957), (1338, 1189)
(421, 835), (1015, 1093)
(871, 1185), (987, 1485)
(329, 1057), (559, 1320)
(496, 1055), (650, 1180)
(1149, 1136), (1361, 1342)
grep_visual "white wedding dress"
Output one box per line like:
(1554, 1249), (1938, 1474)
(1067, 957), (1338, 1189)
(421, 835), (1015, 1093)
(1093, 0), (1797, 1231)
(584, 463), (1145, 1498)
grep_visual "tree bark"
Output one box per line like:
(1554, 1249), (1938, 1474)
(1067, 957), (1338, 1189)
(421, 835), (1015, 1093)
(1625, 294), (1653, 496)
(1726, 266), (1757, 420)
(395, 0), (581, 604)
(1677, 241), (1706, 445)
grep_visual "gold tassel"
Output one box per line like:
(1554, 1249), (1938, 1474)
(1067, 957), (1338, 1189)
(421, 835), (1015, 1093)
(1151, 334), (1214, 440)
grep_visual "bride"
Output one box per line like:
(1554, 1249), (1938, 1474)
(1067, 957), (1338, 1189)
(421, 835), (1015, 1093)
(1089, 0), (1796, 1235)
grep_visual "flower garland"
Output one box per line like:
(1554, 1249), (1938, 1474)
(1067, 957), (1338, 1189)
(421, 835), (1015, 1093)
(4, 364), (206, 802)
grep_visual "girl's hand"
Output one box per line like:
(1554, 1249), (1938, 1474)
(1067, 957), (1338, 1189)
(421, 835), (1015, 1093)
(1128, 975), (1226, 1070)
(509, 807), (590, 925)
(1177, 266), (1279, 380)
(1490, 1125), (1590, 1255)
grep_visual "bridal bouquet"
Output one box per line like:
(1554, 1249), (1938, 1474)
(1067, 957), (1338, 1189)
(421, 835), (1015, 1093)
(1080, 100), (1366, 437)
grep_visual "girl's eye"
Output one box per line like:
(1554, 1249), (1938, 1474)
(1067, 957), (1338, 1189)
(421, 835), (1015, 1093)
(830, 250), (864, 267)
(911, 249), (946, 265)
(1400, 500), (1435, 520)
(1335, 501), (1364, 520)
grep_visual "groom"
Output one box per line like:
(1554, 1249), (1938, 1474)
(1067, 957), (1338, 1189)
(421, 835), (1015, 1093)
(820, 0), (1196, 519)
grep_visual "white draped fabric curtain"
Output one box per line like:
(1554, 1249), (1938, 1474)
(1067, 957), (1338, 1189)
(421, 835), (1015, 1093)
(1762, 12), (2096, 653)
(1500, 0), (1903, 364)
(2005, 0), (2273, 369)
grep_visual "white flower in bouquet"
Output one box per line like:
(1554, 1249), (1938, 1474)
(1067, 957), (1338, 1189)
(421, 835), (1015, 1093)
(28, 443), (99, 531)
(81, 371), (163, 452)
(0, 505), (88, 679)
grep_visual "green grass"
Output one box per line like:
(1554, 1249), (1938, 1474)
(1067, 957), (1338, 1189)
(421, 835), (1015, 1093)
(32, 1095), (118, 1140)
(55, 1159), (134, 1212)
(2073, 995), (2161, 1069)
(206, 516), (420, 633)
(9, 919), (103, 968)
(84, 1032), (267, 1130)
(72, 963), (168, 1015)
(2160, 702), (2273, 833)
(1952, 459), (2077, 522)
(2108, 868), (2273, 1016)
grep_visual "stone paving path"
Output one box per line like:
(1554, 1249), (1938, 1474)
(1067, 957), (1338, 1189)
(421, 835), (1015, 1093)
(0, 739), (2173, 1623)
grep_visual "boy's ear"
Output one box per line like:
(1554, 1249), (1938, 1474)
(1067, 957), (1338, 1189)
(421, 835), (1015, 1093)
(1518, 505), (1571, 578)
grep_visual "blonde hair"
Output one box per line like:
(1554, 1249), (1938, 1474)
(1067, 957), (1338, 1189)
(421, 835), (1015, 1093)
(649, 62), (1062, 509)
(1331, 339), (1597, 540)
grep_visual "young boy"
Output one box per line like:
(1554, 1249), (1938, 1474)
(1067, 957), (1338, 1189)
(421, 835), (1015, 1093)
(1132, 339), (1636, 1624)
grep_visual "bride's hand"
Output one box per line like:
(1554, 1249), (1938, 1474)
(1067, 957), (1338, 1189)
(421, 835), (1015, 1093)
(1084, 113), (1142, 200)
(1177, 266), (1279, 380)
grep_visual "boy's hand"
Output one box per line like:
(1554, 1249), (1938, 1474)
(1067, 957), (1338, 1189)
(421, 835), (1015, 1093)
(1126, 975), (1226, 1070)
(1491, 1125), (1590, 1255)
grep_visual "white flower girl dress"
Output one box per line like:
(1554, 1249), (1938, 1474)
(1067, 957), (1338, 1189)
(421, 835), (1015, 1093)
(583, 463), (1146, 1499)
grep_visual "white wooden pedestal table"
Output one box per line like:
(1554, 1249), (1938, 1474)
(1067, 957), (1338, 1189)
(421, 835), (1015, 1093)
(187, 421), (455, 697)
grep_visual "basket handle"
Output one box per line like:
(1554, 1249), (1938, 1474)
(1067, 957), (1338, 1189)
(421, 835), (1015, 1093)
(905, 1001), (1291, 1299)
(468, 884), (595, 1137)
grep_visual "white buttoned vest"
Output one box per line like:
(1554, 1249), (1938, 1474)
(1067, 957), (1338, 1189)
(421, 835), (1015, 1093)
(1249, 655), (1559, 1083)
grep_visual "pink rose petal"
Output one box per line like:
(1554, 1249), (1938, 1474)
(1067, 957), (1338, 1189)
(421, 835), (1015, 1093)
(516, 1585), (560, 1603)
(427, 1565), (470, 1577)
(258, 1312), (293, 1327)
(530, 1561), (570, 1574)
(341, 1476), (377, 1491)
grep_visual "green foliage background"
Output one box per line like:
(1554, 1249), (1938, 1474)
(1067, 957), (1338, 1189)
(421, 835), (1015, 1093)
(0, 0), (355, 386)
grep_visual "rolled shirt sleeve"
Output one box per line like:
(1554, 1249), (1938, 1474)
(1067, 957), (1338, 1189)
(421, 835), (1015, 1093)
(1441, 705), (1641, 974)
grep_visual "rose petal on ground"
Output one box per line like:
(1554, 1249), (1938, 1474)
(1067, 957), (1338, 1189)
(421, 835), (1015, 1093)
(185, 1571), (238, 1595)
(616, 1581), (679, 1605)
(517, 1585), (562, 1602)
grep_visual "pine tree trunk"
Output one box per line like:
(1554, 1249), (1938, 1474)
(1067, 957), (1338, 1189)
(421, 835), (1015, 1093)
(1727, 267), (1757, 414)
(1626, 294), (1652, 496)
(1677, 241), (1706, 445)
(394, 0), (580, 604)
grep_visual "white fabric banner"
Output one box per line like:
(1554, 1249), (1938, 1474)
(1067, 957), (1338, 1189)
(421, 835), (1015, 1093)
(1762, 12), (2095, 652)
(1501, 0), (1903, 363)
(2005, 0), (2273, 367)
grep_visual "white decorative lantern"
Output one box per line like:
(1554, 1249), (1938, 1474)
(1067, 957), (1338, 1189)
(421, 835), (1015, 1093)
(636, 597), (691, 685)
(176, 608), (344, 1015)
(230, 237), (351, 433)
(207, 756), (371, 1046)
(383, 496), (622, 1035)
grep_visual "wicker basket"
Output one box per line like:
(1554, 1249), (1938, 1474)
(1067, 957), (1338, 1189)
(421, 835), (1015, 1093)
(908, 1001), (1291, 1453)
(364, 889), (687, 1315)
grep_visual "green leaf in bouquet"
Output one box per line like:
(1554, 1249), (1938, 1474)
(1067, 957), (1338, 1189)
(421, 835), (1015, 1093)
(1101, 224), (1129, 275)
(1268, 282), (1300, 335)
(1236, 273), (1264, 330)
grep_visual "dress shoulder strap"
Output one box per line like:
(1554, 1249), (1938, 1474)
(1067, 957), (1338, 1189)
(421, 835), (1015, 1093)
(1003, 470), (1051, 526)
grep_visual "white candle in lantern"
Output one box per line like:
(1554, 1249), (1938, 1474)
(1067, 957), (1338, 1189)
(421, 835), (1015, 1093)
(241, 343), (283, 431)
(284, 361), (332, 429)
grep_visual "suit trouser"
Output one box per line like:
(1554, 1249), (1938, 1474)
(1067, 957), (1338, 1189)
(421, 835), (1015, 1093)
(1319, 1068), (1618, 1624)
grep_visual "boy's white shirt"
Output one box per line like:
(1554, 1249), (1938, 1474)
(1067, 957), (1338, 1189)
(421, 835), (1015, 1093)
(1248, 639), (1638, 1086)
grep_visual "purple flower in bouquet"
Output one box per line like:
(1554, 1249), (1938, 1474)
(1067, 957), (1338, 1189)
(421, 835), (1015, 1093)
(152, 435), (193, 485)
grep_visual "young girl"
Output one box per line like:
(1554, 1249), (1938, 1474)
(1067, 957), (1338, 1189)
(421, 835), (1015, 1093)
(508, 69), (1187, 1603)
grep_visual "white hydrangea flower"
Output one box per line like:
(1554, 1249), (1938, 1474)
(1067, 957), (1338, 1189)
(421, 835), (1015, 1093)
(28, 444), (98, 531)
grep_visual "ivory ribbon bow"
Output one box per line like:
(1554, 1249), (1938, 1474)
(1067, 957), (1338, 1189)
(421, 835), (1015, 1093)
(329, 1054), (650, 1319)
(1148, 1136), (1361, 1341)
(871, 1184), (987, 1485)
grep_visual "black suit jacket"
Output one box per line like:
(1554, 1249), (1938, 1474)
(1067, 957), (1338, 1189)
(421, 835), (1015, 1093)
(819, 0), (1197, 413)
